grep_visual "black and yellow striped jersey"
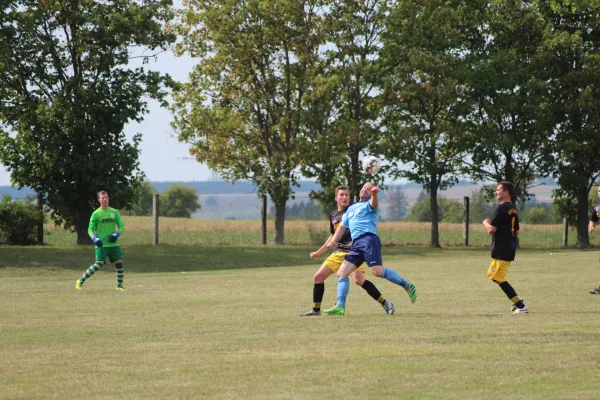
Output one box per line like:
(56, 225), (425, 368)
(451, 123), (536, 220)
(490, 201), (519, 262)
(591, 203), (600, 223)
(330, 208), (353, 252)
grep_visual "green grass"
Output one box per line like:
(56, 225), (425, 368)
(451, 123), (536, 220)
(2, 245), (600, 399)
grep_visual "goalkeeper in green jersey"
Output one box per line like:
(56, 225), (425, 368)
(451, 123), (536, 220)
(75, 191), (126, 291)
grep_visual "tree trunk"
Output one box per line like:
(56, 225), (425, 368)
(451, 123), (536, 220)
(273, 200), (286, 245)
(576, 184), (590, 248)
(76, 208), (93, 245)
(429, 181), (441, 248)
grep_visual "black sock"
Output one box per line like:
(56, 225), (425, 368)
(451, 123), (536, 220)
(361, 280), (385, 304)
(312, 283), (325, 312)
(497, 281), (525, 309)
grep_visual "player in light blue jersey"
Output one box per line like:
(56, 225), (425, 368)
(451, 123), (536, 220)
(323, 182), (417, 315)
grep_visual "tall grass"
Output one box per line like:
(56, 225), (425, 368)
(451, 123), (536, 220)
(41, 217), (595, 249)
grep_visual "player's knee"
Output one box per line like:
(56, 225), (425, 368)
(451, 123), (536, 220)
(372, 268), (384, 278)
(336, 270), (347, 279)
(351, 274), (364, 286)
(313, 272), (326, 283)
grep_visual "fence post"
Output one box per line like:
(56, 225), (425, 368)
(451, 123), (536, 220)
(153, 193), (159, 246)
(463, 196), (470, 247)
(261, 195), (267, 245)
(562, 216), (568, 247)
(37, 192), (44, 245)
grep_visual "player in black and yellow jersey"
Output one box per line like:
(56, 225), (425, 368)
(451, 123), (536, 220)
(299, 186), (394, 316)
(588, 186), (600, 294)
(482, 181), (528, 314)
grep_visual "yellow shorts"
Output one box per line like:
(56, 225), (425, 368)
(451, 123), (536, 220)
(487, 259), (511, 282)
(324, 252), (366, 273)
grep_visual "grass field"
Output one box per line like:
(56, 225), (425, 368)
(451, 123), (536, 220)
(2, 242), (600, 399)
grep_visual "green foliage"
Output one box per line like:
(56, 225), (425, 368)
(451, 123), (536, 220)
(463, 0), (552, 203)
(469, 189), (496, 223)
(300, 0), (390, 202)
(406, 195), (464, 223)
(0, 0), (175, 243)
(538, 2), (600, 246)
(0, 196), (42, 245)
(161, 184), (201, 218)
(122, 181), (155, 216)
(172, 0), (325, 244)
(523, 207), (549, 225)
(442, 199), (465, 224)
(380, 0), (473, 192)
(379, 0), (476, 246)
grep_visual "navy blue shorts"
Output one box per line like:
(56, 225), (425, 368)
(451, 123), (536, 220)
(345, 233), (383, 268)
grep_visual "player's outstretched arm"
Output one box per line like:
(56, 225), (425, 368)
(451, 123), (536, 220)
(310, 234), (334, 259)
(370, 186), (380, 209)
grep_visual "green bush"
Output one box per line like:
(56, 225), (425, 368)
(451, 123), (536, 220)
(406, 194), (465, 223)
(0, 196), (43, 245)
(523, 207), (548, 224)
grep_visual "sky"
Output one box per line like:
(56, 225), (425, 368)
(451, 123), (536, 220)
(0, 50), (215, 186)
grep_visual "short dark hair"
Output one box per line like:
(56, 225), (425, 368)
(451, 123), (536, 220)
(498, 181), (513, 198)
(97, 191), (108, 198)
(335, 185), (349, 195)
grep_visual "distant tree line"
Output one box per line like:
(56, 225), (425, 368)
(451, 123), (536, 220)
(122, 182), (201, 218)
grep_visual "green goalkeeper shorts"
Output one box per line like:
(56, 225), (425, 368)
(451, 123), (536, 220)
(95, 246), (124, 263)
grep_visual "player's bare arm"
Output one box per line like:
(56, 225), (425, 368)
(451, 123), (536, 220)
(370, 186), (380, 209)
(310, 234), (334, 259)
(483, 219), (496, 235)
(589, 221), (596, 234)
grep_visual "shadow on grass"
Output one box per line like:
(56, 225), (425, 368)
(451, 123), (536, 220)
(0, 244), (524, 273)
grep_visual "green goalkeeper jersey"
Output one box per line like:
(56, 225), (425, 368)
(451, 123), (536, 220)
(88, 207), (124, 247)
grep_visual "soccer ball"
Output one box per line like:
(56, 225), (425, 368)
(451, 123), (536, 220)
(362, 155), (381, 175)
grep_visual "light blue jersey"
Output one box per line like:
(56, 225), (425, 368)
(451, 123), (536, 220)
(341, 200), (379, 240)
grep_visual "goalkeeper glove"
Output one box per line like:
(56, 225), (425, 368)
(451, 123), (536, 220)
(108, 232), (121, 243)
(92, 236), (103, 247)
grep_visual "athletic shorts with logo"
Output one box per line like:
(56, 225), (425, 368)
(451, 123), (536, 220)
(344, 233), (383, 268)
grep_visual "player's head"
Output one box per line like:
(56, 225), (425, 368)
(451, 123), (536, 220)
(496, 181), (513, 202)
(335, 185), (350, 209)
(97, 191), (109, 208)
(596, 186), (600, 198)
(359, 182), (375, 201)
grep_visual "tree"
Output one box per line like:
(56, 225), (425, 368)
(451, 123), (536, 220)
(0, 196), (42, 245)
(300, 0), (391, 205)
(0, 0), (175, 244)
(122, 180), (155, 216)
(161, 184), (201, 218)
(385, 187), (409, 221)
(463, 0), (553, 205)
(406, 194), (463, 223)
(538, 1), (600, 247)
(172, 0), (324, 244)
(523, 207), (550, 225)
(468, 188), (496, 223)
(380, 0), (475, 247)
